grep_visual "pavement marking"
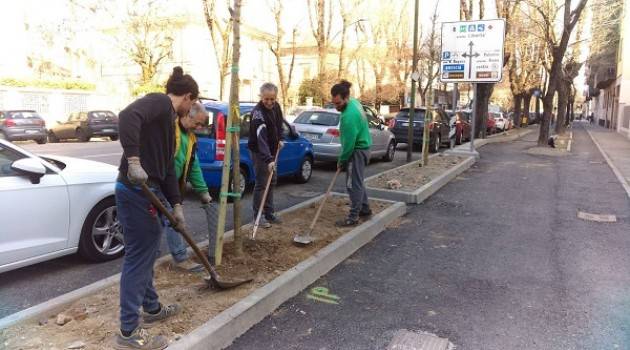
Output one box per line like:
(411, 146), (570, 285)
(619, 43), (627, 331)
(82, 152), (122, 159)
(589, 161), (604, 164)
(306, 287), (340, 305)
(387, 330), (451, 350)
(584, 127), (630, 199)
(577, 211), (617, 223)
(290, 191), (322, 198)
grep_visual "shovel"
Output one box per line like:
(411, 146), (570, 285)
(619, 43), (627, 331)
(293, 167), (341, 246)
(140, 184), (252, 289)
(251, 146), (281, 240)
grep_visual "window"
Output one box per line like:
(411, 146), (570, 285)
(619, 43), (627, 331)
(0, 145), (25, 177)
(294, 112), (340, 126)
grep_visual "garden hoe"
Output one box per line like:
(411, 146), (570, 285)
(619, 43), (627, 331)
(293, 167), (341, 246)
(141, 184), (252, 290)
(251, 146), (281, 240)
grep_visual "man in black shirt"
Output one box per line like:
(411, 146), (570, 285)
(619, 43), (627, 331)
(114, 67), (199, 350)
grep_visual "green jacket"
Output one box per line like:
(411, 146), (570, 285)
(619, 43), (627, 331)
(338, 97), (372, 163)
(174, 120), (208, 195)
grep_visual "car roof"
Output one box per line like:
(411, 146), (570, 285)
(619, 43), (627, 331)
(203, 101), (257, 114)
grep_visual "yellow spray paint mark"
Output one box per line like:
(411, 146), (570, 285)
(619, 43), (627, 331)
(307, 287), (340, 305)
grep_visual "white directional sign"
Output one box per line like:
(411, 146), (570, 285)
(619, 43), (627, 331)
(439, 19), (506, 83)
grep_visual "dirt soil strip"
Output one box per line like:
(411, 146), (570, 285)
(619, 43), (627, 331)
(0, 196), (396, 350)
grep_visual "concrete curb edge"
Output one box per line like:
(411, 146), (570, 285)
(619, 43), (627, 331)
(584, 127), (630, 199)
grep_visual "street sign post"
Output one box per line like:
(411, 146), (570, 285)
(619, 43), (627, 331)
(440, 19), (505, 156)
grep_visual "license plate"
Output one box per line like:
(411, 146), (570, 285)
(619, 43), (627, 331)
(401, 122), (409, 127)
(302, 133), (320, 140)
(102, 129), (115, 133)
(25, 130), (39, 134)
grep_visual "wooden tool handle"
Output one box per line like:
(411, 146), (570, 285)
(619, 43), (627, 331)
(308, 167), (341, 231)
(252, 145), (281, 239)
(140, 184), (218, 279)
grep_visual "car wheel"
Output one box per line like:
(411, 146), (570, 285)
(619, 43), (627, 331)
(110, 135), (119, 141)
(382, 141), (396, 162)
(48, 131), (59, 143)
(228, 167), (250, 201)
(430, 134), (441, 153)
(36, 137), (47, 145)
(77, 128), (91, 142)
(295, 156), (313, 183)
(78, 197), (125, 262)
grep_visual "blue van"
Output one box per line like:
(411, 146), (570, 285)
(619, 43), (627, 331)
(196, 100), (314, 194)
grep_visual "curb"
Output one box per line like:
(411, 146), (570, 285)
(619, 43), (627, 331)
(584, 127), (630, 199)
(365, 156), (475, 204)
(0, 196), (406, 350)
(450, 128), (533, 153)
(168, 194), (406, 350)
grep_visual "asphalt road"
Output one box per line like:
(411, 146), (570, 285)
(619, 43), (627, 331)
(228, 127), (630, 349)
(0, 138), (419, 319)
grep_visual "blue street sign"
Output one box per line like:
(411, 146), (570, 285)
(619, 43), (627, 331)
(477, 24), (485, 32)
(442, 52), (451, 59)
(443, 64), (465, 72)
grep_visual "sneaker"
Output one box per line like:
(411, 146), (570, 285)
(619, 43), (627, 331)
(260, 218), (272, 229)
(335, 218), (359, 227)
(264, 214), (282, 224)
(142, 303), (181, 327)
(174, 259), (203, 273)
(359, 209), (373, 218)
(114, 327), (167, 350)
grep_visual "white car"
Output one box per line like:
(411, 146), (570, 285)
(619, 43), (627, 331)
(493, 112), (510, 131)
(0, 139), (122, 273)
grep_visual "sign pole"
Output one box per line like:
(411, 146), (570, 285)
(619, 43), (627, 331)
(470, 83), (477, 153)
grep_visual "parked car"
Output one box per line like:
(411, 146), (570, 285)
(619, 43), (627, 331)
(0, 139), (121, 273)
(486, 113), (497, 134)
(48, 110), (119, 142)
(389, 107), (450, 153)
(0, 110), (47, 144)
(528, 112), (539, 125)
(493, 112), (510, 131)
(198, 101), (314, 194)
(286, 105), (320, 123)
(292, 108), (396, 162)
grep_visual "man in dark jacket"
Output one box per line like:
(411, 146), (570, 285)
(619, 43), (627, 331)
(248, 82), (284, 228)
(114, 67), (198, 350)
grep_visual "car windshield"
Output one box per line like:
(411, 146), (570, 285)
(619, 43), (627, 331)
(8, 111), (40, 119)
(294, 111), (339, 126)
(396, 110), (426, 119)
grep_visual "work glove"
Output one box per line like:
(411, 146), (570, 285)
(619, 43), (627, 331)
(337, 160), (348, 172)
(172, 204), (187, 232)
(267, 161), (276, 173)
(199, 191), (212, 204)
(127, 156), (148, 185)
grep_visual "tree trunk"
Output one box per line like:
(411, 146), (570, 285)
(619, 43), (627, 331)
(229, 0), (243, 257)
(538, 92), (555, 146)
(555, 79), (568, 135)
(513, 93), (523, 128)
(523, 93), (532, 126)
(475, 83), (493, 138)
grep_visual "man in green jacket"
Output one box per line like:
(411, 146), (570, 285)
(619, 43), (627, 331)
(331, 80), (373, 226)
(165, 102), (212, 272)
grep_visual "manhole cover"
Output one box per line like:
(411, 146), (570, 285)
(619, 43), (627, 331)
(290, 191), (321, 198)
(577, 211), (617, 223)
(387, 330), (452, 350)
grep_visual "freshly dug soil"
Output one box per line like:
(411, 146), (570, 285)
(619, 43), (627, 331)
(1, 196), (389, 350)
(366, 154), (466, 191)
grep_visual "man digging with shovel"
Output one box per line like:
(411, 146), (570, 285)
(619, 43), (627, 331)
(331, 80), (373, 227)
(114, 67), (198, 350)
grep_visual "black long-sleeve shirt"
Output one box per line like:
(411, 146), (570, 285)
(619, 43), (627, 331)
(247, 101), (284, 164)
(118, 93), (181, 205)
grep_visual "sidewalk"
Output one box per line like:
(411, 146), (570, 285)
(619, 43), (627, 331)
(582, 122), (630, 198)
(228, 125), (630, 349)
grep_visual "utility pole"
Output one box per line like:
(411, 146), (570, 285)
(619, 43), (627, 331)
(407, 0), (420, 163)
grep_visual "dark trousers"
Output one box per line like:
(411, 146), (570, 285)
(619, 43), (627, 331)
(252, 152), (277, 216)
(346, 149), (370, 220)
(115, 182), (163, 333)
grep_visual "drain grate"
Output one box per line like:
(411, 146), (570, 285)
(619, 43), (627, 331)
(387, 330), (452, 350)
(577, 211), (617, 223)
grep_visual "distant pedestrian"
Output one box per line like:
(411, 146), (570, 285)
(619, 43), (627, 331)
(248, 82), (285, 228)
(164, 102), (212, 272)
(115, 66), (198, 350)
(331, 80), (373, 227)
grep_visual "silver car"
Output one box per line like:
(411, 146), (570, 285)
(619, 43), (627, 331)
(292, 108), (396, 163)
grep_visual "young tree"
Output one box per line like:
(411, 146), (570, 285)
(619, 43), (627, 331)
(267, 0), (297, 111)
(202, 0), (233, 100)
(307, 0), (333, 81)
